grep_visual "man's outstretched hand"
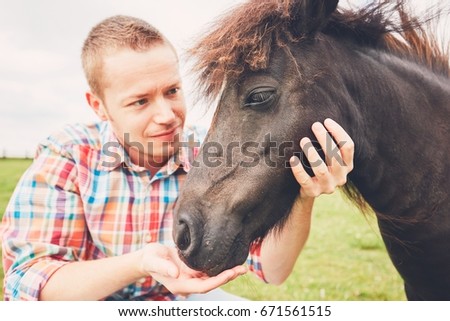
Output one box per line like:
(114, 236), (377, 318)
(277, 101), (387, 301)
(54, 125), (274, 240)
(140, 243), (247, 296)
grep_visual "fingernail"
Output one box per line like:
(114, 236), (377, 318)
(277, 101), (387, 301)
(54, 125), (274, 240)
(290, 156), (300, 166)
(300, 137), (309, 147)
(324, 118), (335, 125)
(312, 122), (322, 130)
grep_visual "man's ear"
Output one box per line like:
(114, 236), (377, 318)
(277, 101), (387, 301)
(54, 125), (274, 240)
(86, 91), (108, 121)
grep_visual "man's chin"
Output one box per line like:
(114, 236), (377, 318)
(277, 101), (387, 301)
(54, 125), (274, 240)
(144, 149), (175, 166)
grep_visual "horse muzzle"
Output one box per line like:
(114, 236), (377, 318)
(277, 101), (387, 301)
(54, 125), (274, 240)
(173, 211), (250, 276)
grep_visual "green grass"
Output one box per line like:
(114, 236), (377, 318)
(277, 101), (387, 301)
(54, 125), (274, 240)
(0, 158), (32, 214)
(0, 158), (405, 300)
(0, 158), (33, 300)
(224, 193), (406, 300)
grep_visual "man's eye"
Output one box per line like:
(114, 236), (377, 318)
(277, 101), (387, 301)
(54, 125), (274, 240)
(132, 98), (148, 107)
(167, 87), (179, 95)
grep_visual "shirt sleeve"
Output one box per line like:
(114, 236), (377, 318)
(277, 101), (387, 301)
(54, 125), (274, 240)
(246, 238), (267, 283)
(1, 141), (88, 300)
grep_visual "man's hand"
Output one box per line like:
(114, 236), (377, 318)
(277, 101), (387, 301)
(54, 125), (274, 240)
(139, 243), (247, 296)
(260, 119), (354, 285)
(290, 118), (354, 198)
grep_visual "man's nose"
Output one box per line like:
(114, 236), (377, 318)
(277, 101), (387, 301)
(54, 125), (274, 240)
(153, 98), (177, 125)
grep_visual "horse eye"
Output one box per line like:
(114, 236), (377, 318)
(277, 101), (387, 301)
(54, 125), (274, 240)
(244, 87), (277, 108)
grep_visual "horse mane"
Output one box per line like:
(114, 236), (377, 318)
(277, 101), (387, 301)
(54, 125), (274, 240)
(189, 0), (449, 103)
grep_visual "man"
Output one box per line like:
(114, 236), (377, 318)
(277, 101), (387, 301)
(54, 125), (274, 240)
(1, 15), (354, 300)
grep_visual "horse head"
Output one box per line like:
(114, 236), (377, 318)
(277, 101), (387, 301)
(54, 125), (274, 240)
(173, 0), (450, 301)
(173, 0), (343, 276)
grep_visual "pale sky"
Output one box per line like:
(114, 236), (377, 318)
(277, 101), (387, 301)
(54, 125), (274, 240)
(0, 0), (446, 157)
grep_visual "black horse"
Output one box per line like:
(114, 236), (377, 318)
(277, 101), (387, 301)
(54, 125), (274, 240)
(173, 0), (450, 300)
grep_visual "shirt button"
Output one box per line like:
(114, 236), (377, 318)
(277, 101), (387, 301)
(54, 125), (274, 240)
(145, 233), (152, 243)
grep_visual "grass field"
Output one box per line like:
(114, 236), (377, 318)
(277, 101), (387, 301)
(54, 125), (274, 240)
(224, 193), (406, 300)
(0, 158), (406, 300)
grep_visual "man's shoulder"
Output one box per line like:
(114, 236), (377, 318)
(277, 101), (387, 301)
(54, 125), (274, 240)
(47, 122), (104, 147)
(37, 121), (107, 158)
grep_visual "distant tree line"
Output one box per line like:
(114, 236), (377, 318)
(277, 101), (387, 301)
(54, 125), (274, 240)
(1, 149), (32, 159)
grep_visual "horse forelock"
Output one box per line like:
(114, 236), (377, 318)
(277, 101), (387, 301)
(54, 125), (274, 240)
(189, 0), (308, 103)
(189, 0), (449, 104)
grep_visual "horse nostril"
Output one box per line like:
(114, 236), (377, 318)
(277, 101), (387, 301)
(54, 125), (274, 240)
(174, 214), (203, 258)
(176, 220), (191, 251)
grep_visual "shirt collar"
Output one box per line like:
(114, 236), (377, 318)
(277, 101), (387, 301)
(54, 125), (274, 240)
(97, 122), (128, 172)
(97, 122), (197, 177)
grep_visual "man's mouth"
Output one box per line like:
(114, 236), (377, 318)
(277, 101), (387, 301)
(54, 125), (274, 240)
(149, 126), (180, 140)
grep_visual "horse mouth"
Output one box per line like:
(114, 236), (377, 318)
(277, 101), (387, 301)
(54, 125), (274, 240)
(177, 249), (233, 276)
(177, 235), (250, 277)
(205, 246), (249, 276)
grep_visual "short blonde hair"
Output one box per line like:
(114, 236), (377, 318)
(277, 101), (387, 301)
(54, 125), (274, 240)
(82, 15), (170, 97)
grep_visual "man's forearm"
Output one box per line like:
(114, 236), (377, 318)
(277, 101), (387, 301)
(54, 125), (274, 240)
(39, 250), (144, 300)
(260, 196), (314, 285)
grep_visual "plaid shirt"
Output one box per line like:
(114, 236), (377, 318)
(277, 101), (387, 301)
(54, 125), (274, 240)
(1, 121), (264, 301)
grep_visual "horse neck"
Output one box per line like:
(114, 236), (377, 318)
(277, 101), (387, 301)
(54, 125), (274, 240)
(340, 48), (450, 217)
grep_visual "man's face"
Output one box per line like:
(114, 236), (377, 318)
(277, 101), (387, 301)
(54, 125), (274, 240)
(99, 44), (186, 167)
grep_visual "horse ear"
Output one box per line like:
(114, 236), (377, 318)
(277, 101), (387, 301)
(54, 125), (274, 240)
(290, 0), (339, 37)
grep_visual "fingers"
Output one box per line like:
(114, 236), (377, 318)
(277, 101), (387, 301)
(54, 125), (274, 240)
(229, 265), (248, 278)
(290, 142), (326, 197)
(311, 122), (343, 166)
(142, 243), (248, 297)
(300, 136), (329, 180)
(143, 244), (247, 295)
(188, 265), (247, 293)
(311, 121), (347, 183)
(144, 244), (180, 278)
(291, 119), (355, 197)
(185, 266), (247, 294)
(176, 270), (234, 295)
(298, 137), (334, 196)
(290, 155), (312, 187)
(154, 265), (247, 296)
(324, 118), (354, 171)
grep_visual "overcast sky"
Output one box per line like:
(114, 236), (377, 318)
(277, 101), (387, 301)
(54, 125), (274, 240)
(0, 0), (446, 157)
